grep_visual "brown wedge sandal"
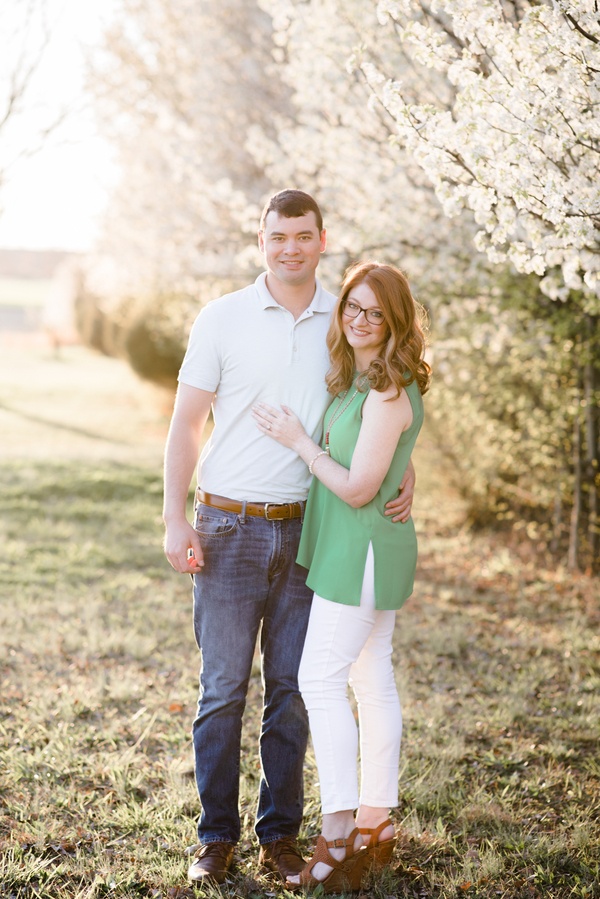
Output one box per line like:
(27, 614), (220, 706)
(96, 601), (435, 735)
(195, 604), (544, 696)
(358, 819), (397, 871)
(285, 827), (368, 894)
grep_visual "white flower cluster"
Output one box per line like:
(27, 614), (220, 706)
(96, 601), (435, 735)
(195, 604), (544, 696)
(91, 0), (282, 297)
(370, 0), (600, 307)
(252, 0), (483, 295)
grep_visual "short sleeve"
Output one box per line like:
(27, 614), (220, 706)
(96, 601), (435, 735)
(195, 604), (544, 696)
(178, 304), (222, 392)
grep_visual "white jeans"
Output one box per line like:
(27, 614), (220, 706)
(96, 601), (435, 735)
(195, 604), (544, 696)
(298, 545), (402, 814)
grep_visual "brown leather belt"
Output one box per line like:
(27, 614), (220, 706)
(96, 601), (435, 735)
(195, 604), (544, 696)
(196, 489), (305, 520)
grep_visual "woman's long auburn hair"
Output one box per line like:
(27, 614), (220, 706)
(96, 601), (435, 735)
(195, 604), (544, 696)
(326, 261), (431, 398)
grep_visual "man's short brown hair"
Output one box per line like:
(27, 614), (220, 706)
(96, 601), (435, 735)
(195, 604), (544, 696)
(260, 189), (324, 233)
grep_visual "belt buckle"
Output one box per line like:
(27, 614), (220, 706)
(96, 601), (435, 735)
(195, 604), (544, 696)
(264, 502), (278, 520)
(264, 502), (292, 520)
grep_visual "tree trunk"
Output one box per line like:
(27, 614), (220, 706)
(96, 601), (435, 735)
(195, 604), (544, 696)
(568, 373), (582, 571)
(551, 482), (563, 556)
(583, 313), (599, 571)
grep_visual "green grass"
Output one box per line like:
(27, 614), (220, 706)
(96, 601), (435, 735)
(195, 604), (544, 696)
(0, 277), (53, 307)
(0, 344), (598, 898)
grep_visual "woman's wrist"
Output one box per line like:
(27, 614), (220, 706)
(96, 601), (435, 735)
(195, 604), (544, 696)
(308, 450), (328, 475)
(295, 434), (318, 459)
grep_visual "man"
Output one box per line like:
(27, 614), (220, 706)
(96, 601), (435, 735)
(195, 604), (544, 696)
(163, 189), (414, 885)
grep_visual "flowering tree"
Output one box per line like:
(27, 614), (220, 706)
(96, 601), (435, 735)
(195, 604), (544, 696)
(256, 0), (598, 567)
(91, 0), (284, 298)
(87, 0), (598, 565)
(254, 0), (483, 298)
(82, 0), (290, 381)
(352, 0), (599, 566)
(359, 0), (600, 308)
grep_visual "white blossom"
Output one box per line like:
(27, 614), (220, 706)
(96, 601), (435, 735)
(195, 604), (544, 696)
(361, 0), (600, 301)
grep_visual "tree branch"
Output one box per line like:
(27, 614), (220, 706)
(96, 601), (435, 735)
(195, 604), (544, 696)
(563, 11), (599, 45)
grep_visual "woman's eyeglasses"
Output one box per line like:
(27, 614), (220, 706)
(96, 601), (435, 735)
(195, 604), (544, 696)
(342, 300), (386, 326)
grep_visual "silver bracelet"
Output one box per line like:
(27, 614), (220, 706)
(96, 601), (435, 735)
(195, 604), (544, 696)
(308, 450), (328, 475)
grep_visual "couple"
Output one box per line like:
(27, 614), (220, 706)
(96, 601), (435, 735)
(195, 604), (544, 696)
(163, 189), (430, 892)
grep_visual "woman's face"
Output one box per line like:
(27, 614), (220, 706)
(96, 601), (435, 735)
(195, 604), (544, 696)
(341, 281), (388, 365)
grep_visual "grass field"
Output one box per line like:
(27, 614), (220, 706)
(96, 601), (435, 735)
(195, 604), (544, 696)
(0, 341), (598, 898)
(0, 278), (53, 307)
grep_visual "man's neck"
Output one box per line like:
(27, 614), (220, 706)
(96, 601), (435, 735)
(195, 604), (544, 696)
(265, 274), (317, 320)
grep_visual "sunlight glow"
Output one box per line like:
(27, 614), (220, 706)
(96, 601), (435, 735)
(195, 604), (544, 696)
(0, 0), (116, 252)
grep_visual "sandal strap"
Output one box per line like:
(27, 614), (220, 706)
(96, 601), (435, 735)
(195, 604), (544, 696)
(358, 819), (393, 843)
(296, 833), (367, 890)
(304, 828), (362, 878)
(302, 836), (345, 880)
(325, 826), (361, 856)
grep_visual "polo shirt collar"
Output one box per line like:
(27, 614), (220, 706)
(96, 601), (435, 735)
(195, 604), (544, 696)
(255, 271), (331, 313)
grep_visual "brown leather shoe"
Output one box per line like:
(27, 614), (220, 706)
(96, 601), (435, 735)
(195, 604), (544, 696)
(187, 841), (235, 884)
(259, 836), (306, 880)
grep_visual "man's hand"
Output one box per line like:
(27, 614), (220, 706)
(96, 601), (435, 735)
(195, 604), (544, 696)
(164, 519), (204, 574)
(384, 459), (416, 523)
(163, 384), (214, 575)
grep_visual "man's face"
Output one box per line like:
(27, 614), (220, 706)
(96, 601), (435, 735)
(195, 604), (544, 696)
(258, 211), (326, 288)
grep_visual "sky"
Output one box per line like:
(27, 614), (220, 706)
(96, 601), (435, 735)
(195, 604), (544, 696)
(0, 0), (116, 253)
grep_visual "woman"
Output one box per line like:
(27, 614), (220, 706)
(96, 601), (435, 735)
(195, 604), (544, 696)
(252, 261), (430, 893)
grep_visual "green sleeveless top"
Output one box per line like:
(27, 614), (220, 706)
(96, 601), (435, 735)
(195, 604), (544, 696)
(297, 376), (424, 610)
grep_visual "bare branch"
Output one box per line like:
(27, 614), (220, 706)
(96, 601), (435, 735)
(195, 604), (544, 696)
(0, 0), (67, 182)
(563, 11), (599, 44)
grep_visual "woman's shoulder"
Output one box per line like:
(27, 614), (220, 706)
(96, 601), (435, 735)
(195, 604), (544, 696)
(369, 381), (407, 404)
(364, 381), (413, 427)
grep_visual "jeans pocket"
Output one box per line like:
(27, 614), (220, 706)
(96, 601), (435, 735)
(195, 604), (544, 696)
(194, 505), (239, 538)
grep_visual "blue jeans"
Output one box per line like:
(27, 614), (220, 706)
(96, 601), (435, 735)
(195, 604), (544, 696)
(191, 502), (312, 845)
